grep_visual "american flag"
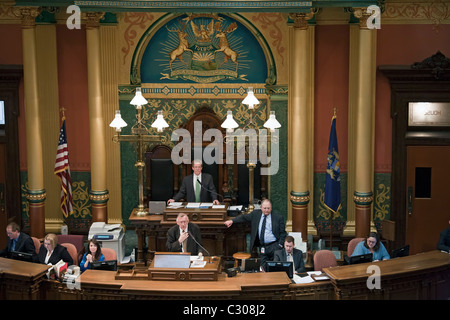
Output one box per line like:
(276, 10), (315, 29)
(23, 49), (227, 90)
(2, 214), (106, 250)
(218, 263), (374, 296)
(54, 119), (73, 218)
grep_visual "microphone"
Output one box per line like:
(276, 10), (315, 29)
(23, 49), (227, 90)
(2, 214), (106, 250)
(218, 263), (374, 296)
(188, 231), (212, 264)
(197, 179), (223, 203)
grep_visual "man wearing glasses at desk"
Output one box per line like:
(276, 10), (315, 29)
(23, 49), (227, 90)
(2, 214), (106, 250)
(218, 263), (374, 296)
(0, 222), (36, 258)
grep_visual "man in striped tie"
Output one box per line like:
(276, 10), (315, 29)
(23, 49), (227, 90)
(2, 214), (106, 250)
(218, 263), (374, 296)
(274, 235), (305, 274)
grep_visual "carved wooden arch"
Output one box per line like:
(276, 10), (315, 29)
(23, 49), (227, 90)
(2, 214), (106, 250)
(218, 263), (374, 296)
(179, 105), (231, 198)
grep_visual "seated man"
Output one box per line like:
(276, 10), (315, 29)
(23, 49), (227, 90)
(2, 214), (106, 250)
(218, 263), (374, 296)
(167, 159), (220, 205)
(274, 235), (305, 274)
(0, 222), (36, 258)
(166, 213), (203, 255)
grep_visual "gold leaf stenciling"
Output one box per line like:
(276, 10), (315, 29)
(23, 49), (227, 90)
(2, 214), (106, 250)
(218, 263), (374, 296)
(21, 182), (29, 218)
(121, 12), (155, 65)
(374, 183), (390, 221)
(72, 181), (91, 219)
(318, 188), (342, 220)
(384, 1), (450, 32)
(251, 13), (286, 66)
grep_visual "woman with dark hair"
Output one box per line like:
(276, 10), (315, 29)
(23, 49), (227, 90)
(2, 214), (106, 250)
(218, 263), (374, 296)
(80, 239), (105, 272)
(351, 232), (390, 261)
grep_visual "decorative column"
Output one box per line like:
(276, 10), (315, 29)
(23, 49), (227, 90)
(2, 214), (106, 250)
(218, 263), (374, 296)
(100, 17), (122, 225)
(352, 8), (377, 238)
(289, 11), (315, 241)
(343, 23), (359, 236)
(36, 13), (63, 233)
(86, 12), (109, 222)
(14, 7), (46, 238)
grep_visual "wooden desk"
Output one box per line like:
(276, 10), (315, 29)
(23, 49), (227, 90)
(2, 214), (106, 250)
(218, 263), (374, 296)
(324, 250), (450, 300)
(0, 257), (50, 300)
(129, 207), (250, 263)
(80, 269), (291, 300)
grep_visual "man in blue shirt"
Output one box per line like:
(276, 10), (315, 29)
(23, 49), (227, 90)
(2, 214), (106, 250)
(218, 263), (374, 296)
(0, 222), (36, 258)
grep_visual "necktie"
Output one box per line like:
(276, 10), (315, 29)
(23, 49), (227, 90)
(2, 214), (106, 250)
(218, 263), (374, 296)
(260, 215), (267, 245)
(287, 252), (295, 273)
(11, 239), (16, 251)
(195, 177), (201, 202)
(182, 230), (188, 252)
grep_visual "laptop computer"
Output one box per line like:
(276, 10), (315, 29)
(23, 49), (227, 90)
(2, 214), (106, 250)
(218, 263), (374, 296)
(391, 245), (410, 258)
(241, 258), (261, 272)
(348, 253), (373, 265)
(148, 201), (166, 214)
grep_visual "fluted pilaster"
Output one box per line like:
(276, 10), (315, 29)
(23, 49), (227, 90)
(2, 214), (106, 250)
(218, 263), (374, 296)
(14, 6), (46, 237)
(86, 12), (109, 222)
(288, 11), (315, 241)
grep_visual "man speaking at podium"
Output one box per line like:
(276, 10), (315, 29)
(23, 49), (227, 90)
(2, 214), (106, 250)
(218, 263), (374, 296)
(166, 213), (202, 255)
(167, 159), (220, 205)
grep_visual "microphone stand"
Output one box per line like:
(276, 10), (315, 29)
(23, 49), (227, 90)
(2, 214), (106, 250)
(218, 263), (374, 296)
(188, 231), (212, 264)
(197, 179), (224, 203)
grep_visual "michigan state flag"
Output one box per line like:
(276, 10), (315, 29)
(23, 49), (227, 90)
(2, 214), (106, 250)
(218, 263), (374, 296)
(324, 112), (341, 214)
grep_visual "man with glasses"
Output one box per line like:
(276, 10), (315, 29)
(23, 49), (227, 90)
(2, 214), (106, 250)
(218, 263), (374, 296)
(0, 222), (36, 258)
(166, 213), (203, 255)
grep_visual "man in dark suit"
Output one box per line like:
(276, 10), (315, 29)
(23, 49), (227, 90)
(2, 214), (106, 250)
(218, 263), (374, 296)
(167, 159), (220, 205)
(274, 235), (305, 274)
(224, 199), (287, 271)
(166, 213), (203, 255)
(0, 222), (36, 258)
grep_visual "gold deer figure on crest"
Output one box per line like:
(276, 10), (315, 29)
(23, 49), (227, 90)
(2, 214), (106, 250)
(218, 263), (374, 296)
(167, 23), (193, 71)
(214, 22), (239, 72)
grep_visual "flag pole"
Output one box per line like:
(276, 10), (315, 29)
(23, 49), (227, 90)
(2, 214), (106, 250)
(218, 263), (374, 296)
(331, 107), (336, 250)
(329, 209), (334, 250)
(327, 107), (338, 250)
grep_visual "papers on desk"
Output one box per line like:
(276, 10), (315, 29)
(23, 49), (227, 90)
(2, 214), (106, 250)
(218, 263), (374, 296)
(293, 271), (329, 284)
(185, 203), (201, 208)
(212, 205), (225, 209)
(199, 203), (213, 208)
(191, 260), (207, 268)
(293, 274), (314, 284)
(190, 254), (206, 268)
(168, 202), (184, 209)
(228, 205), (243, 211)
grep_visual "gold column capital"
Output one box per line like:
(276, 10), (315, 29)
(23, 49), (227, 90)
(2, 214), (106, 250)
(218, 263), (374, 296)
(12, 6), (41, 28)
(290, 10), (315, 30)
(352, 7), (373, 30)
(85, 12), (106, 29)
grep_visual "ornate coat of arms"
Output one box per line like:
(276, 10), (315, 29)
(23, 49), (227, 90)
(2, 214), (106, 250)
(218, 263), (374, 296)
(160, 14), (248, 83)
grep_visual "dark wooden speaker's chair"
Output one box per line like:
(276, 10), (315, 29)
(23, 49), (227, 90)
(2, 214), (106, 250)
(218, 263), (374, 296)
(179, 106), (232, 203)
(145, 145), (178, 202)
(236, 160), (267, 206)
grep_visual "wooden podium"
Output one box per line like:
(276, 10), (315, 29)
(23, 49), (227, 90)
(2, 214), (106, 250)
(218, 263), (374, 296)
(116, 252), (221, 281)
(129, 202), (249, 263)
